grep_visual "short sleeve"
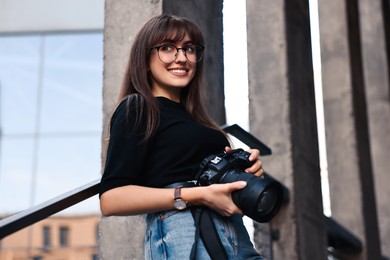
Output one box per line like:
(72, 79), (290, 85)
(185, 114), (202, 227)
(99, 96), (150, 196)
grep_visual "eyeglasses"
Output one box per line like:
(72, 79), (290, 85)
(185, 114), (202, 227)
(150, 44), (204, 63)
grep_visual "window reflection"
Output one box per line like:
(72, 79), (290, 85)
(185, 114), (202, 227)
(0, 33), (103, 215)
(0, 35), (41, 134)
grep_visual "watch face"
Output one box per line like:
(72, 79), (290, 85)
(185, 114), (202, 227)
(174, 199), (187, 210)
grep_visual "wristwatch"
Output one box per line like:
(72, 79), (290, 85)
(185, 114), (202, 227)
(173, 186), (187, 210)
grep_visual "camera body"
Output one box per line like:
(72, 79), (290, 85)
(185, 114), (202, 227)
(196, 149), (283, 222)
(197, 149), (253, 186)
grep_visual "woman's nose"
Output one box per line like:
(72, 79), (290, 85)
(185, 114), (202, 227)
(174, 49), (187, 62)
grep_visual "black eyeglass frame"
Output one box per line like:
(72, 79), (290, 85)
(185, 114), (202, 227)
(150, 44), (205, 63)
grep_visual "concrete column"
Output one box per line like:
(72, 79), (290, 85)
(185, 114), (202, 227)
(246, 0), (327, 259)
(162, 0), (226, 124)
(359, 0), (390, 257)
(100, 0), (224, 259)
(317, 0), (382, 259)
(100, 2), (162, 258)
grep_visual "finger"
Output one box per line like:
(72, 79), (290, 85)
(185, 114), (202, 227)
(225, 146), (232, 153)
(246, 158), (262, 171)
(246, 160), (264, 176)
(247, 149), (260, 161)
(254, 168), (265, 177)
(228, 181), (247, 191)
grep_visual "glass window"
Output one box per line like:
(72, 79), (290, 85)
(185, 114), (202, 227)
(59, 226), (70, 247)
(0, 35), (41, 135)
(43, 225), (51, 249)
(39, 34), (103, 134)
(0, 32), (103, 215)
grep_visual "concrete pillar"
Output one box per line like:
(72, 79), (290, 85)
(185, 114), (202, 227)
(162, 0), (226, 124)
(384, 1), (390, 86)
(359, 0), (390, 257)
(317, 0), (382, 258)
(99, 0), (225, 259)
(100, 2), (162, 258)
(246, 0), (327, 259)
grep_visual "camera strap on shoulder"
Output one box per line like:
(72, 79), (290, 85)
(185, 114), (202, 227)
(190, 207), (228, 260)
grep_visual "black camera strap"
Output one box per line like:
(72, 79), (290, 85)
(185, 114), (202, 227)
(190, 207), (228, 260)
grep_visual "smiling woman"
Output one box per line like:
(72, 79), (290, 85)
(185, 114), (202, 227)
(99, 14), (266, 259)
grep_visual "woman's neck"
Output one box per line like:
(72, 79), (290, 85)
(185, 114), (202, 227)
(152, 89), (181, 103)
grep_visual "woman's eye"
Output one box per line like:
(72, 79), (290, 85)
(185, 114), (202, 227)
(184, 46), (195, 53)
(161, 45), (174, 52)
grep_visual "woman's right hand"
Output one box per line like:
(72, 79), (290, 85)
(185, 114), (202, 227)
(186, 181), (247, 217)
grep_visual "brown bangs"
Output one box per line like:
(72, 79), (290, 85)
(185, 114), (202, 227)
(148, 15), (204, 47)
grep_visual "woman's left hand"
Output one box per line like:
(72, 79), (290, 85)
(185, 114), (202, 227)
(225, 146), (264, 177)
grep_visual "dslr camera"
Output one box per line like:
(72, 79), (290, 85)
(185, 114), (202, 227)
(196, 149), (283, 222)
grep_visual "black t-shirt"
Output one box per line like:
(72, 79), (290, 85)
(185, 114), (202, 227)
(99, 96), (229, 196)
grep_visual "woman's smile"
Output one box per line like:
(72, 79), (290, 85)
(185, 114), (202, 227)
(168, 68), (189, 76)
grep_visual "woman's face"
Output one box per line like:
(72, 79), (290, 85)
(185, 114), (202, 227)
(149, 34), (196, 102)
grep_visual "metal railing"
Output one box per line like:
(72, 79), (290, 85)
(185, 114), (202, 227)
(0, 179), (99, 240)
(0, 177), (362, 256)
(0, 124), (362, 257)
(327, 217), (362, 256)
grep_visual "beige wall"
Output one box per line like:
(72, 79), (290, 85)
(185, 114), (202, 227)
(0, 214), (99, 260)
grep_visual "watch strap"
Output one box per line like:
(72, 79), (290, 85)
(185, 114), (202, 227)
(173, 186), (187, 210)
(174, 185), (184, 200)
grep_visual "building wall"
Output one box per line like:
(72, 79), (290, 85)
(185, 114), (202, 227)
(0, 0), (104, 33)
(0, 214), (100, 260)
(0, 1), (104, 260)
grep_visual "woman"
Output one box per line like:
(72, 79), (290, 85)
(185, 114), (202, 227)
(99, 14), (265, 259)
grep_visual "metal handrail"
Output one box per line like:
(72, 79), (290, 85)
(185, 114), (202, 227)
(0, 179), (363, 255)
(0, 124), (363, 257)
(326, 216), (362, 254)
(0, 179), (100, 240)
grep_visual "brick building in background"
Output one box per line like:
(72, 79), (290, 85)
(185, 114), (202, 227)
(0, 214), (99, 260)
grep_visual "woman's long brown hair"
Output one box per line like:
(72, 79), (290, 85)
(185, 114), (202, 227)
(116, 14), (221, 139)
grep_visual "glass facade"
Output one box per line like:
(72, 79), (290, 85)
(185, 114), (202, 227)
(0, 32), (103, 215)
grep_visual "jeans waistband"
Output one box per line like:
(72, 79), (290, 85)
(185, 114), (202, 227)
(164, 181), (197, 188)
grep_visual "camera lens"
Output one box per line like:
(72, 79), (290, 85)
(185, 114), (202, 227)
(255, 185), (281, 221)
(221, 170), (283, 222)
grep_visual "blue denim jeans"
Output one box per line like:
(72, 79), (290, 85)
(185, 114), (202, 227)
(145, 208), (265, 260)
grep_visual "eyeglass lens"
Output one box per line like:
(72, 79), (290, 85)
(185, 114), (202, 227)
(157, 44), (203, 63)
